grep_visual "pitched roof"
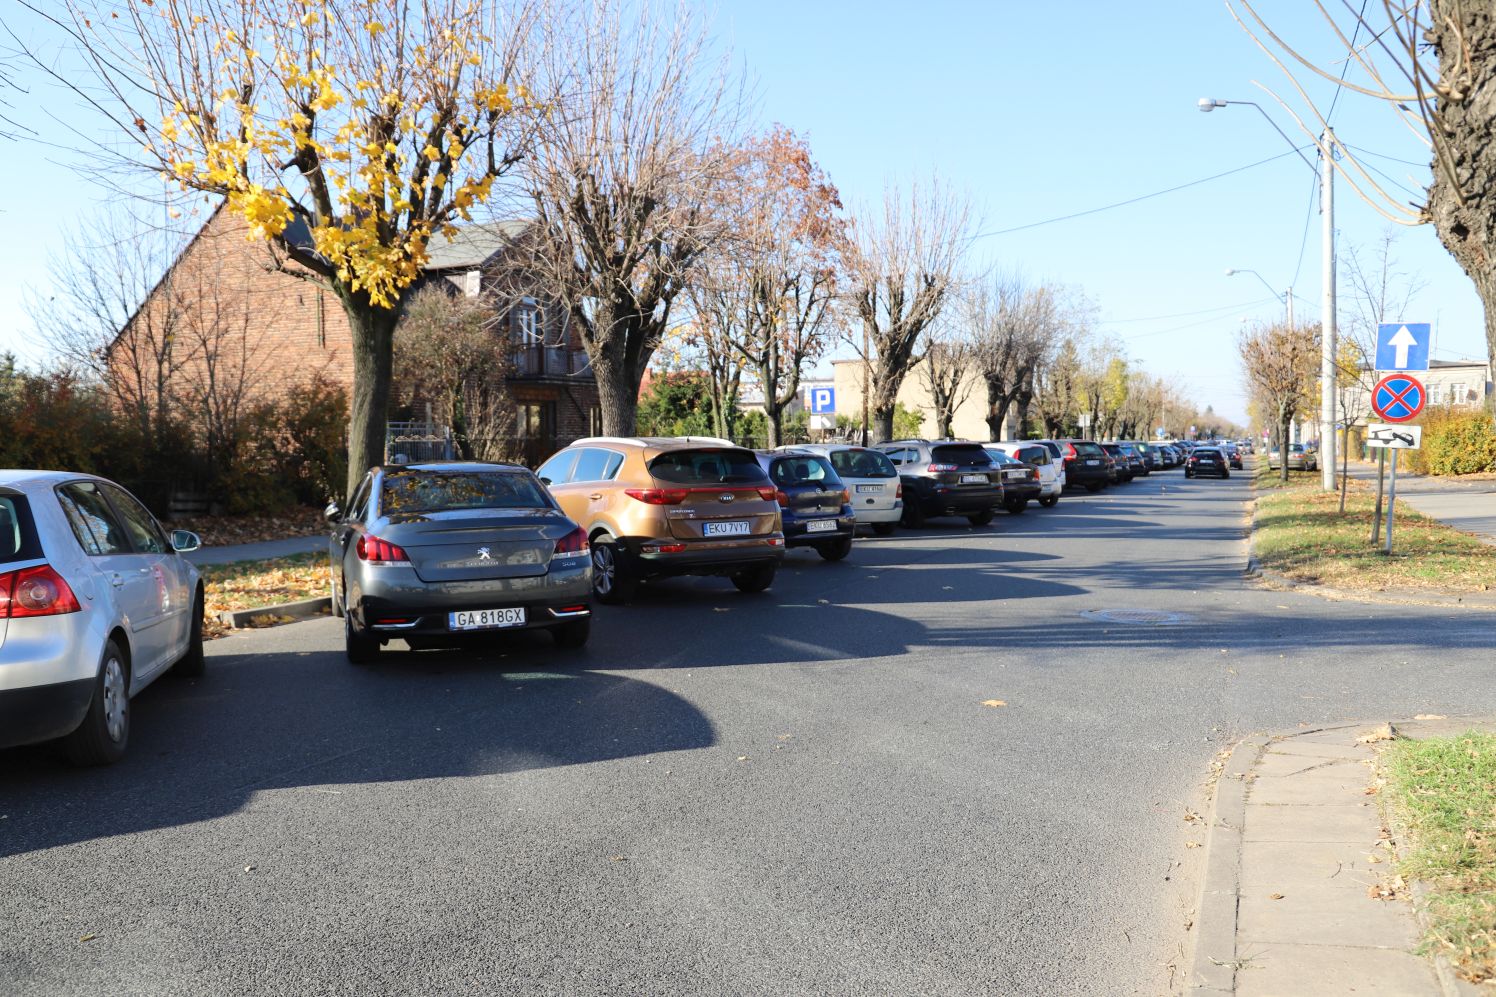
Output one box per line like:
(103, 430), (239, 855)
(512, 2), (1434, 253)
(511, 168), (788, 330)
(422, 220), (530, 270)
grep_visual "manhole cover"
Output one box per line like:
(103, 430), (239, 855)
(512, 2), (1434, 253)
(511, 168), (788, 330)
(1078, 609), (1193, 626)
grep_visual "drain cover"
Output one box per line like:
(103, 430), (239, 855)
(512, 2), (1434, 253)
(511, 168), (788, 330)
(1079, 609), (1193, 626)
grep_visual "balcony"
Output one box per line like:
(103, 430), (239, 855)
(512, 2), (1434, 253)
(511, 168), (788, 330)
(511, 344), (591, 380)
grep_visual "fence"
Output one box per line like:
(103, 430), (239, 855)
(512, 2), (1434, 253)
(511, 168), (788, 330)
(386, 422), (455, 463)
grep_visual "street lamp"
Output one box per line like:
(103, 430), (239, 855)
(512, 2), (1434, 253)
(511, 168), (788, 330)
(1225, 268), (1293, 329)
(1201, 96), (1337, 493)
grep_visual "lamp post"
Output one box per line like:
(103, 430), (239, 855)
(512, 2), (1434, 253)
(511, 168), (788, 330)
(1200, 97), (1337, 492)
(1226, 268), (1293, 330)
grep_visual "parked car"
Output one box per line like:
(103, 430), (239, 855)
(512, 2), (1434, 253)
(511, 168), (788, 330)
(1034, 439), (1109, 493)
(1184, 447), (1231, 479)
(1266, 443), (1318, 472)
(330, 461), (594, 660)
(986, 441), (1062, 507)
(1100, 443), (1133, 483)
(537, 437), (785, 602)
(980, 446), (1042, 513)
(1227, 448), (1244, 470)
(754, 450), (856, 560)
(1115, 442), (1149, 477)
(783, 444), (902, 535)
(0, 472), (204, 765)
(875, 440), (1005, 527)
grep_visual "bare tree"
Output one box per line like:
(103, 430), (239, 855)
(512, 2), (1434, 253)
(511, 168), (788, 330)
(1240, 319), (1320, 482)
(918, 319), (976, 439)
(522, 0), (736, 437)
(1229, 1), (1496, 369)
(843, 179), (971, 442)
(965, 275), (1067, 440)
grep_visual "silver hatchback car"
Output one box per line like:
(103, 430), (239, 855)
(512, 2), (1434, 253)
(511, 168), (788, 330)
(0, 471), (204, 764)
(329, 462), (593, 662)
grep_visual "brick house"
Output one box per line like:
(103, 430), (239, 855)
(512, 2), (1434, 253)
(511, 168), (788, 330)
(112, 204), (598, 467)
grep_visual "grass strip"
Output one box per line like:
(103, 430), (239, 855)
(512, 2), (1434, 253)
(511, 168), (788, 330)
(1251, 464), (1496, 593)
(1382, 733), (1496, 982)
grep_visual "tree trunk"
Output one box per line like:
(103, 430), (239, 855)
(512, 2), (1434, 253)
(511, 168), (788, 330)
(872, 402), (894, 444)
(1278, 415), (1292, 483)
(591, 352), (640, 440)
(344, 300), (399, 499)
(765, 402), (782, 448)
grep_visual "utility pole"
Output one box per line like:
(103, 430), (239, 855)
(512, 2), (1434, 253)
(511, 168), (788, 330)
(860, 320), (871, 447)
(1320, 129), (1338, 493)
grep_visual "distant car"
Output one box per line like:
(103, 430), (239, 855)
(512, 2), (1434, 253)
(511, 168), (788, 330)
(981, 446), (1042, 513)
(1266, 443), (1317, 472)
(1115, 442), (1149, 477)
(1100, 443), (1133, 483)
(876, 440), (1005, 527)
(1185, 447), (1230, 479)
(1033, 439), (1109, 493)
(755, 450), (856, 560)
(987, 441), (1063, 507)
(0, 472), (204, 765)
(783, 444), (902, 535)
(1227, 449), (1244, 470)
(330, 461), (594, 660)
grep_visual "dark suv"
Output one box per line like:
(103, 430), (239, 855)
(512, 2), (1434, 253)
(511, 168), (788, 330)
(1037, 439), (1109, 492)
(754, 450), (856, 560)
(875, 440), (1004, 527)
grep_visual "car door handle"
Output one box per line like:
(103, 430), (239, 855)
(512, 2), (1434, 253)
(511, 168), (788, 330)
(588, 493), (603, 500)
(109, 573), (125, 587)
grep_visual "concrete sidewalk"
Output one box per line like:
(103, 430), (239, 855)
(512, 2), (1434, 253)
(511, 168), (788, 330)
(1190, 720), (1489, 996)
(184, 535), (324, 566)
(1343, 459), (1496, 546)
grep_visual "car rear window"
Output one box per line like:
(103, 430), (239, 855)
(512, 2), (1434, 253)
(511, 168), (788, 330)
(381, 471), (550, 514)
(649, 449), (767, 484)
(985, 449), (1023, 466)
(930, 444), (992, 466)
(1015, 446), (1050, 465)
(771, 455), (838, 486)
(1071, 442), (1104, 457)
(828, 449), (896, 478)
(0, 493), (43, 565)
(1035, 441), (1062, 458)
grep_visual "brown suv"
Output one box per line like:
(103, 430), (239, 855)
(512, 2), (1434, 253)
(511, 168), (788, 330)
(536, 437), (785, 603)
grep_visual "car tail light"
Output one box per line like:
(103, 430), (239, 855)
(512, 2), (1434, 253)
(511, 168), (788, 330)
(1029, 468), (1039, 481)
(927, 463), (958, 472)
(756, 486), (777, 501)
(356, 535), (410, 565)
(641, 543), (687, 554)
(0, 564), (82, 618)
(625, 488), (689, 505)
(895, 483), (903, 498)
(553, 525), (589, 560)
(767, 537), (785, 547)
(775, 489), (790, 507)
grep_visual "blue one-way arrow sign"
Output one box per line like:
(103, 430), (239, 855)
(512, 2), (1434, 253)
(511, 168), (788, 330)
(1375, 322), (1430, 371)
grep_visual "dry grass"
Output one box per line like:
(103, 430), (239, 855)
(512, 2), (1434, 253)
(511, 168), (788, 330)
(200, 552), (330, 616)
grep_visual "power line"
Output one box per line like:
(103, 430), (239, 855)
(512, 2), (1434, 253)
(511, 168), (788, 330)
(1103, 298), (1281, 324)
(1344, 142), (1429, 169)
(970, 147), (1312, 239)
(1290, 167), (1318, 289)
(1325, 0), (1370, 126)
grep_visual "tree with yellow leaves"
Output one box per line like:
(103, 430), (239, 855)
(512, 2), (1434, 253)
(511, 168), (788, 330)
(23, 0), (537, 495)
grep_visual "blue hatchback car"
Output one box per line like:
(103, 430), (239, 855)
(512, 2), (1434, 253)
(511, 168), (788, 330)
(754, 450), (856, 561)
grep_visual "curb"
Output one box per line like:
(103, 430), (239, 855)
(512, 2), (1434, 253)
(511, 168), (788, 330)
(1187, 733), (1269, 994)
(217, 596), (331, 629)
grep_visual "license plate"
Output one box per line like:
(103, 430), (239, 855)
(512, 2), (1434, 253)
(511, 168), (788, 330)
(855, 484), (882, 494)
(1085, 459), (1100, 465)
(449, 607), (526, 631)
(1003, 470), (1025, 480)
(960, 473), (987, 484)
(703, 520), (750, 537)
(805, 519), (837, 533)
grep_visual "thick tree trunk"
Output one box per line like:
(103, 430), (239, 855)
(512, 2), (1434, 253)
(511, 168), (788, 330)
(344, 300), (399, 500)
(591, 353), (640, 440)
(984, 379), (1010, 442)
(1279, 415), (1292, 483)
(764, 402), (783, 448)
(872, 403), (894, 444)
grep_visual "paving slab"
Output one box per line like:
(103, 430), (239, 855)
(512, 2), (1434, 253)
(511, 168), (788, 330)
(1237, 884), (1419, 948)
(1241, 803), (1381, 844)
(1234, 942), (1442, 997)
(1239, 841), (1381, 892)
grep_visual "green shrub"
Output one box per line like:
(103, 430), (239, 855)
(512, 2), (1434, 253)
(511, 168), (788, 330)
(1404, 408), (1496, 475)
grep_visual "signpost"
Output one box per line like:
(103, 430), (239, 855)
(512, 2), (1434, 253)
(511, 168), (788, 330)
(1368, 378), (1427, 555)
(1375, 322), (1431, 372)
(1365, 424), (1422, 450)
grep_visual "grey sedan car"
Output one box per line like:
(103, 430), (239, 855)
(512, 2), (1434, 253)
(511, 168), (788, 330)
(328, 462), (592, 662)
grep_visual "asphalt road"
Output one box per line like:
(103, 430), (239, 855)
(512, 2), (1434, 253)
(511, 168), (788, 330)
(4, 466), (1495, 996)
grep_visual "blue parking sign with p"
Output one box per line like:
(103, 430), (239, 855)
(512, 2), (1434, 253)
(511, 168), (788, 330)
(810, 387), (835, 413)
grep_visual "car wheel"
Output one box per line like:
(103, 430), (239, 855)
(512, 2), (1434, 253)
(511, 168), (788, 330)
(552, 617), (591, 649)
(966, 510), (995, 527)
(1184, 470), (1193, 478)
(590, 535), (638, 604)
(345, 609), (380, 664)
(900, 500), (926, 529)
(1004, 498), (1027, 515)
(817, 537), (853, 561)
(331, 578), (345, 619)
(62, 640), (130, 766)
(1038, 494), (1059, 508)
(1084, 482), (1103, 493)
(1222, 470), (1231, 479)
(731, 563), (776, 593)
(174, 586), (206, 677)
(871, 522), (896, 536)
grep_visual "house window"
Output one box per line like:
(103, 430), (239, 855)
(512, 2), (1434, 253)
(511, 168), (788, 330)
(517, 401), (556, 440)
(1428, 383), (1443, 405)
(1450, 382), (1466, 405)
(462, 270), (482, 298)
(513, 298), (541, 344)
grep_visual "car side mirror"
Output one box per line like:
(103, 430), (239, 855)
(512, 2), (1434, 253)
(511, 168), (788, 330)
(324, 501), (342, 524)
(539, 476), (552, 486)
(171, 530), (201, 553)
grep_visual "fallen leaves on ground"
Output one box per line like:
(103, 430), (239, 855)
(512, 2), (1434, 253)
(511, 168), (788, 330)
(1414, 714), (1448, 720)
(1268, 893), (1285, 900)
(980, 699), (1007, 708)
(201, 553), (329, 616)
(1183, 809), (1201, 824)
(1357, 723), (1400, 744)
(172, 507), (326, 547)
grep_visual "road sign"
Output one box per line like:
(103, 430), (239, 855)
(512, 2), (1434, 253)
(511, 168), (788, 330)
(808, 386), (835, 414)
(1365, 423), (1422, 449)
(1375, 322), (1431, 371)
(1371, 373), (1426, 423)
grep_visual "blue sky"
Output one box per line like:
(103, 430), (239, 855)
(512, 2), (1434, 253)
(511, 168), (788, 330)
(2, 1), (1485, 425)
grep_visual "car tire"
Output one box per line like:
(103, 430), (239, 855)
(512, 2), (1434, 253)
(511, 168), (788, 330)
(345, 609), (380, 664)
(590, 535), (638, 604)
(966, 510), (995, 527)
(1084, 482), (1103, 493)
(817, 537), (853, 561)
(731, 563), (776, 594)
(552, 617), (591, 649)
(1038, 494), (1059, 508)
(871, 522), (896, 536)
(1185, 470), (1194, 478)
(900, 500), (926, 529)
(174, 586), (206, 677)
(331, 578), (345, 619)
(62, 640), (130, 766)
(1004, 498), (1027, 515)
(1222, 470), (1231, 478)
